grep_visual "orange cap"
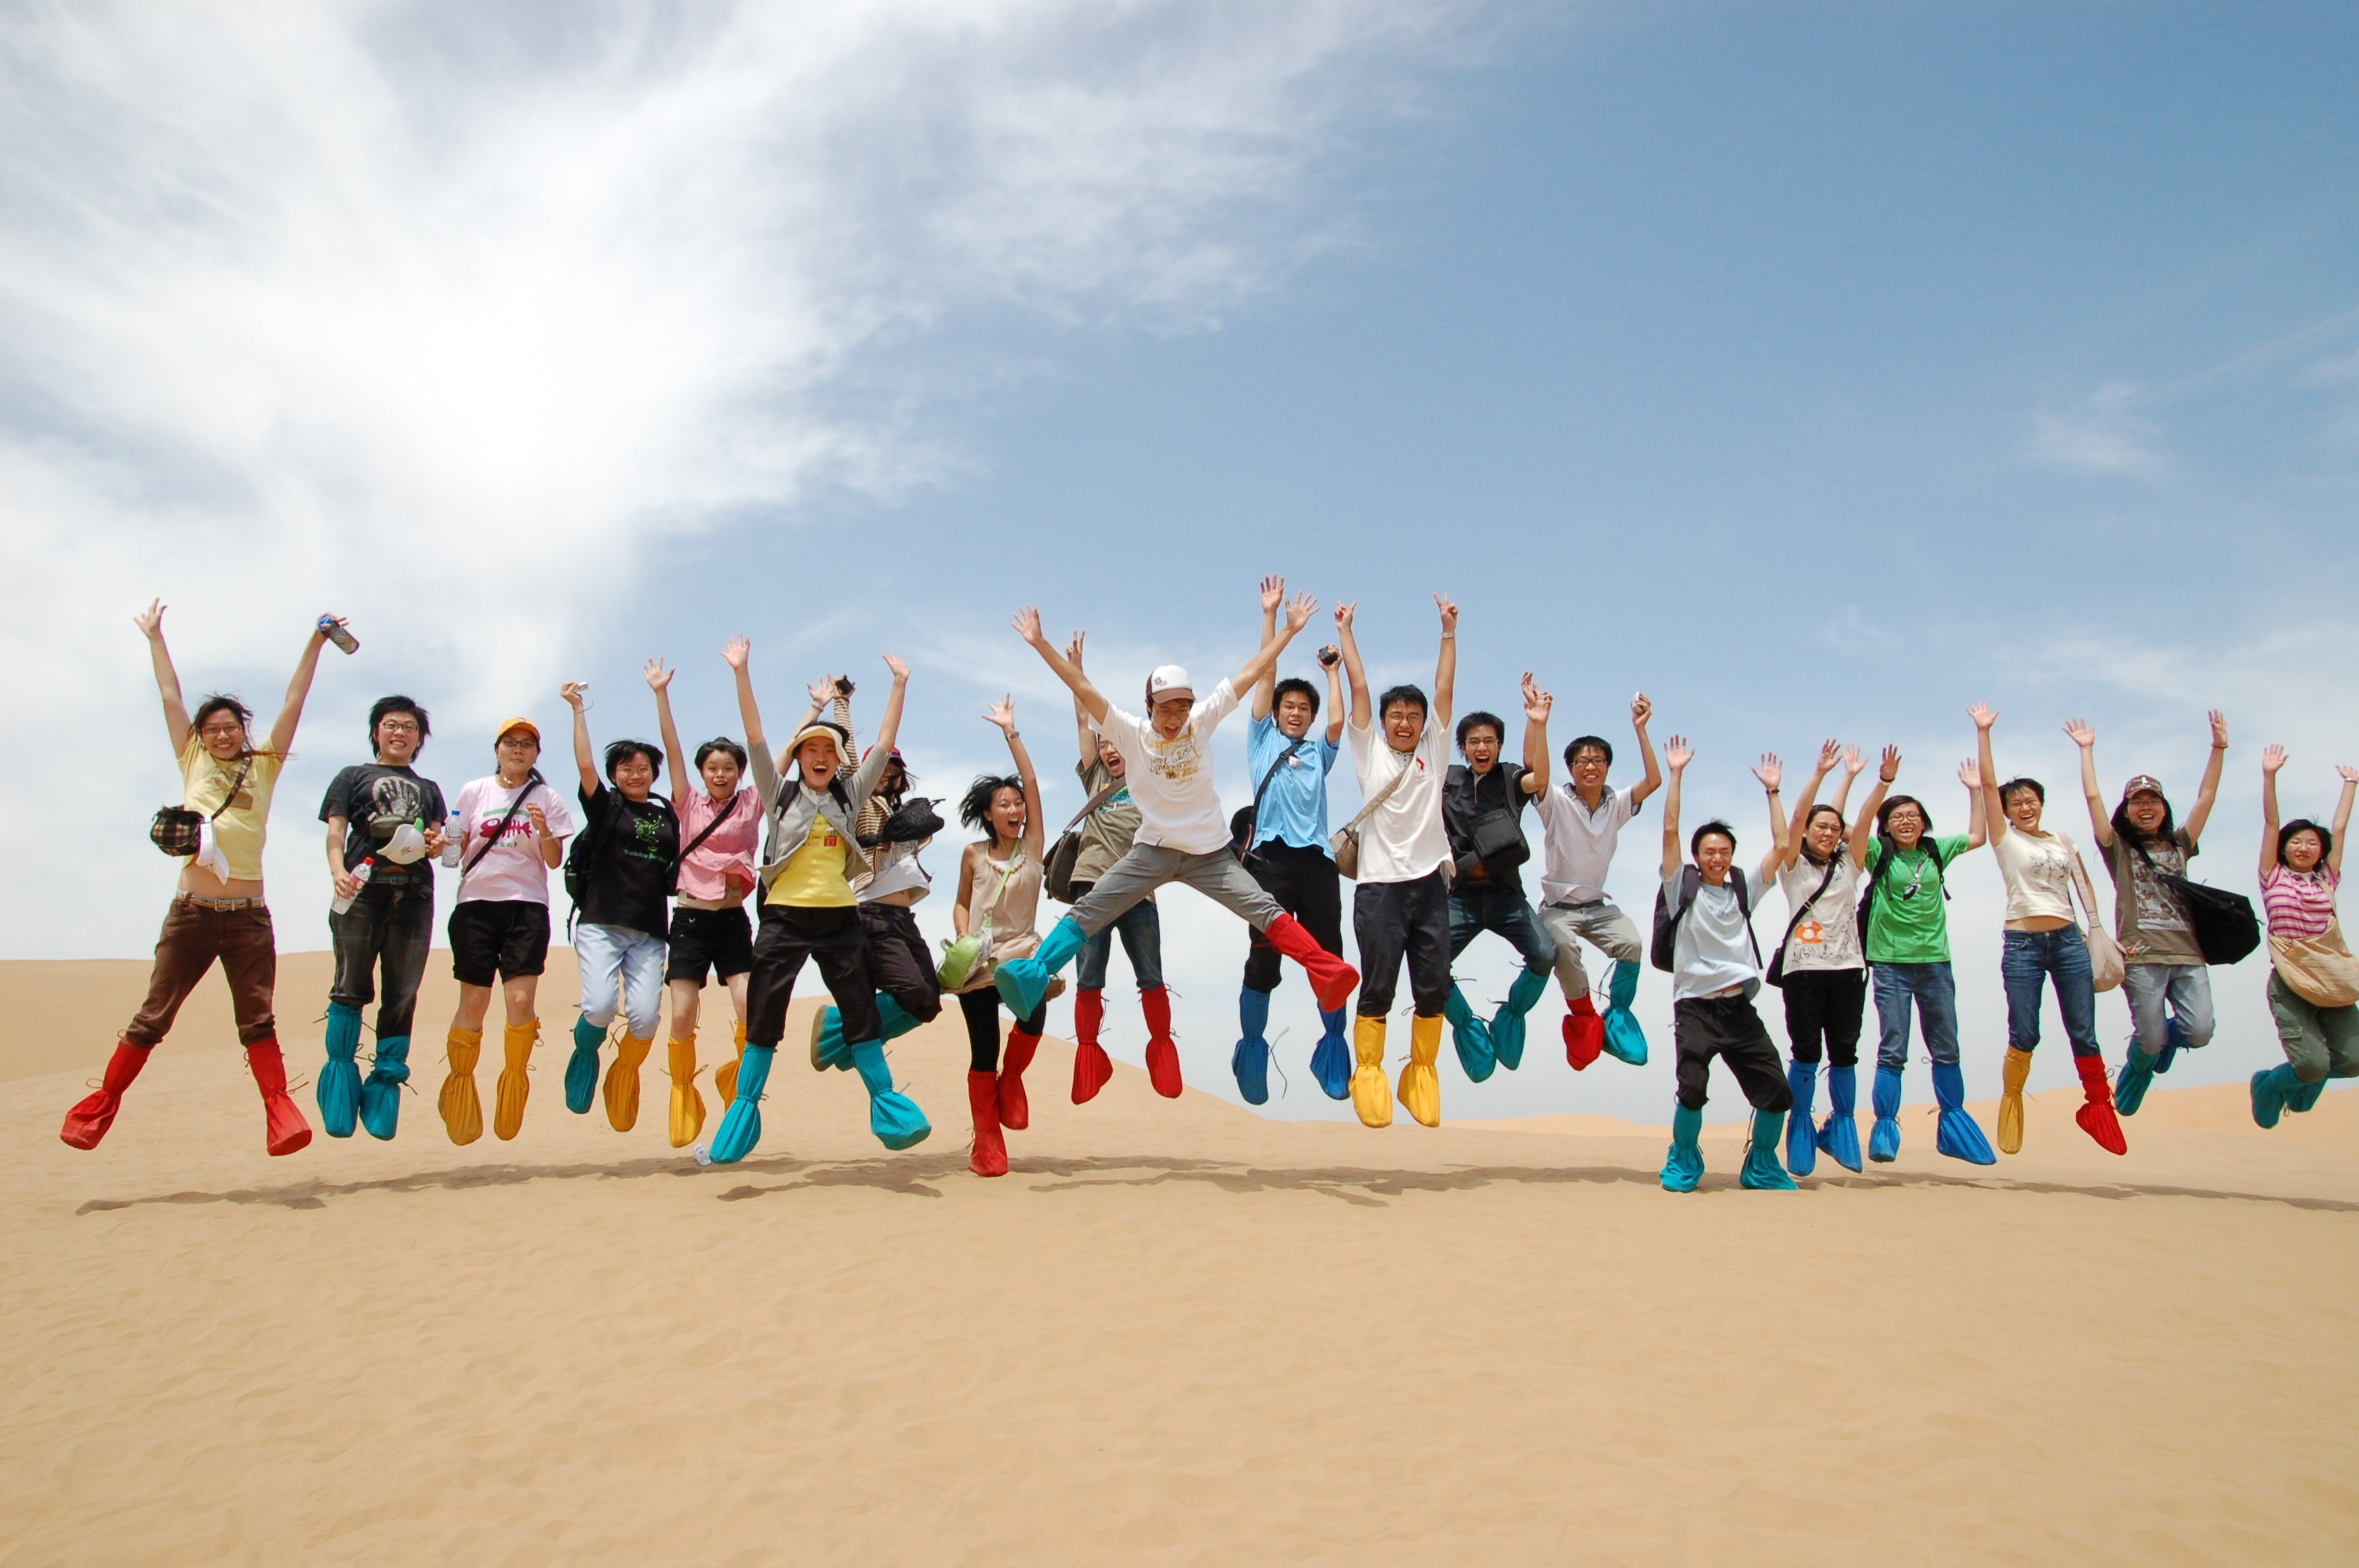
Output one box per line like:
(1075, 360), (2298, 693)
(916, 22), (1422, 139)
(494, 717), (541, 745)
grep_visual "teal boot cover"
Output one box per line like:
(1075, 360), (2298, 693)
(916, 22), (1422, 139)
(1443, 985), (1496, 1083)
(318, 1001), (364, 1138)
(1602, 960), (1648, 1065)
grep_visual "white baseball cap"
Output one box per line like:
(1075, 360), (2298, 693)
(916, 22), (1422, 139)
(1147, 665), (1194, 706)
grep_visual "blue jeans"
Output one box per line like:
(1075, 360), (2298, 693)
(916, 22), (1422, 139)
(2121, 962), (2214, 1055)
(1871, 960), (1960, 1070)
(1075, 892), (1163, 992)
(2001, 926), (2100, 1059)
(1447, 884), (1556, 971)
(576, 921), (667, 1037)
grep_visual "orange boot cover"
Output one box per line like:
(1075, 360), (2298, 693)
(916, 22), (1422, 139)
(604, 1029), (653, 1132)
(718, 1020), (747, 1106)
(440, 1027), (484, 1145)
(493, 1020), (537, 1141)
(1997, 1045), (2032, 1156)
(667, 1034), (705, 1148)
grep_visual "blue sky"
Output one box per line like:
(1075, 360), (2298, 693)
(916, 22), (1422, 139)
(7, 2), (2355, 1121)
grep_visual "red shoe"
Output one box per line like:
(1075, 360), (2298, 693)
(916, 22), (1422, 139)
(1074, 987), (1105, 1053)
(245, 1039), (314, 1156)
(61, 1040), (152, 1150)
(999, 1028), (1040, 1130)
(1564, 1000), (1604, 1071)
(1142, 987), (1183, 1098)
(2074, 1053), (2128, 1156)
(967, 1071), (1008, 1177)
(1072, 1040), (1114, 1104)
(1263, 913), (1359, 1014)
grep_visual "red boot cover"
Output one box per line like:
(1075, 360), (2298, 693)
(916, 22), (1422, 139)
(1262, 913), (1361, 1014)
(245, 1040), (314, 1156)
(61, 1040), (151, 1150)
(1074, 987), (1106, 1052)
(1564, 997), (1604, 1070)
(1141, 987), (1183, 1098)
(2074, 1052), (2128, 1156)
(967, 1072), (1009, 1177)
(999, 1029), (1040, 1131)
(1071, 1040), (1114, 1105)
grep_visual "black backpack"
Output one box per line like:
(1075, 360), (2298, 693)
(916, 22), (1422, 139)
(1651, 865), (1761, 973)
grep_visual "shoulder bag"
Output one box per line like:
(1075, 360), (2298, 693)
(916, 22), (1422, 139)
(2271, 918), (2359, 1009)
(940, 845), (1024, 991)
(1332, 746), (1415, 881)
(150, 755), (253, 858)
(1045, 780), (1128, 905)
(461, 770), (545, 878)
(2127, 837), (2261, 966)
(2074, 858), (2126, 993)
(1229, 737), (1309, 863)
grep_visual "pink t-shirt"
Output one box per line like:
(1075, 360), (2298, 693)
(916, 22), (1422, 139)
(2261, 863), (2338, 941)
(453, 775), (576, 906)
(675, 787), (761, 903)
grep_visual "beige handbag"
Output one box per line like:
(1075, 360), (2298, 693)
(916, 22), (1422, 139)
(2270, 919), (2359, 1009)
(1332, 746), (1415, 881)
(2074, 860), (2125, 993)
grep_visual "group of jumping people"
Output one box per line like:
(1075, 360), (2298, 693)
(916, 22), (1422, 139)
(60, 589), (2359, 1189)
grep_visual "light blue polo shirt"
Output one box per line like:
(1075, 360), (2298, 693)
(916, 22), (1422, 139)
(1245, 711), (1339, 854)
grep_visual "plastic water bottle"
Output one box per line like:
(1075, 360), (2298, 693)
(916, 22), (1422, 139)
(440, 812), (463, 869)
(332, 857), (375, 914)
(317, 615), (359, 655)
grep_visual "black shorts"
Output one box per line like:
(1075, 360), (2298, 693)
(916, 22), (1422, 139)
(667, 906), (754, 985)
(449, 899), (551, 987)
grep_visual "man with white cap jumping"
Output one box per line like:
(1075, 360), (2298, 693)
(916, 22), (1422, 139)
(992, 591), (1361, 1087)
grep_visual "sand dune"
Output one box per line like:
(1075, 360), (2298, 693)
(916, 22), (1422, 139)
(5, 956), (2356, 1566)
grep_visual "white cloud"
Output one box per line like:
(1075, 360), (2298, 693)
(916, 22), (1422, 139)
(2029, 380), (2167, 480)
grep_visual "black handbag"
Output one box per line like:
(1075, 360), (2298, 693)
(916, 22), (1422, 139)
(2129, 838), (2259, 966)
(860, 796), (944, 848)
(150, 755), (253, 858)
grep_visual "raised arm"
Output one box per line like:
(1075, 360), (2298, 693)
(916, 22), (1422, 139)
(1519, 673), (1551, 794)
(647, 659), (688, 791)
(1659, 734), (1692, 879)
(1850, 746), (1899, 867)
(1753, 752), (1788, 886)
(869, 655), (911, 760)
(1627, 694), (1664, 807)
(1336, 601), (1371, 731)
(2259, 746), (2287, 877)
(986, 697), (1046, 860)
(1251, 575), (1284, 721)
(2063, 718), (2110, 846)
(1016, 605), (1109, 726)
(1232, 590), (1317, 695)
(1067, 631), (1099, 767)
(1969, 702), (2007, 845)
(1960, 756), (1990, 851)
(134, 599), (193, 757)
(1321, 644), (1345, 745)
(562, 681), (599, 796)
(1776, 738), (1841, 877)
(1431, 593), (1457, 735)
(1828, 742), (1863, 823)
(2332, 765), (2357, 877)
(725, 636), (766, 768)
(265, 617), (335, 758)
(2183, 710), (2229, 845)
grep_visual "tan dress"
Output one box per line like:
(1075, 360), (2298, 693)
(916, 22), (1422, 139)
(956, 842), (1042, 993)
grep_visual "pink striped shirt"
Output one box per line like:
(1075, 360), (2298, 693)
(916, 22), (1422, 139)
(2261, 864), (2338, 940)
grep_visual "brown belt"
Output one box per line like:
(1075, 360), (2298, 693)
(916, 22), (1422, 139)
(176, 892), (265, 911)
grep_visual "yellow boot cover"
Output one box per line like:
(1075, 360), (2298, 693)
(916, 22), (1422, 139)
(440, 1026), (484, 1146)
(1399, 1013), (1443, 1128)
(667, 1034), (705, 1149)
(493, 1020), (537, 1142)
(604, 1030), (653, 1132)
(1997, 1046), (2033, 1156)
(1350, 1014), (1394, 1129)
(718, 1020), (747, 1105)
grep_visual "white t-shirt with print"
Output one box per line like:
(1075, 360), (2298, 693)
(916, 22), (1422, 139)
(1776, 854), (1863, 974)
(1345, 718), (1452, 885)
(1099, 679), (1241, 856)
(1664, 869), (1762, 1002)
(1533, 783), (1643, 906)
(1993, 826), (2079, 924)
(453, 775), (578, 906)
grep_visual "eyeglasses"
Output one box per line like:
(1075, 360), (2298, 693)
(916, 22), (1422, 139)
(377, 719), (420, 734)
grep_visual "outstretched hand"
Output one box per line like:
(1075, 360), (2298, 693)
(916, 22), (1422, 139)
(985, 696), (1017, 733)
(1521, 671), (1551, 723)
(1333, 600), (1357, 633)
(722, 634), (751, 671)
(1843, 744), (1864, 776)
(560, 681), (587, 710)
(2063, 718), (2095, 748)
(133, 598), (166, 640)
(1968, 701), (1997, 731)
(806, 674), (839, 709)
(1259, 575), (1285, 615)
(1958, 758), (1982, 789)
(2263, 744), (2289, 776)
(1753, 753), (1782, 790)
(1012, 605), (1045, 646)
(1284, 590), (1318, 635)
(643, 658), (673, 694)
(2209, 710), (2230, 750)
(1816, 737), (1842, 773)
(1877, 744), (1901, 783)
(2340, 764), (2359, 785)
(1664, 735), (1692, 771)
(882, 653), (910, 683)
(1066, 630), (1086, 669)
(1434, 593), (1459, 634)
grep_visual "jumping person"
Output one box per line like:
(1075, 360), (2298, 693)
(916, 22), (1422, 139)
(2063, 711), (2229, 1115)
(1440, 674), (1555, 1082)
(990, 596), (1360, 1080)
(951, 699), (1048, 1177)
(438, 714), (576, 1144)
(1333, 594), (1458, 1129)
(63, 601), (332, 1156)
(707, 642), (924, 1164)
(1063, 630), (1168, 1105)
(1531, 696), (1664, 1072)
(318, 695), (448, 1140)
(1652, 737), (1796, 1192)
(648, 651), (763, 1148)
(1852, 750), (1990, 1164)
(1236, 579), (1347, 1105)
(2250, 747), (2359, 1127)
(561, 680), (679, 1135)
(1972, 702), (2125, 1156)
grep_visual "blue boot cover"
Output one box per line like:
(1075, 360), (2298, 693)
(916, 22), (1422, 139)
(1491, 967), (1549, 1073)
(1661, 1102), (1705, 1192)
(1602, 960), (1648, 1065)
(849, 1039), (930, 1150)
(565, 1014), (605, 1114)
(1443, 985), (1496, 1083)
(2156, 1014), (2186, 1075)
(1783, 1062), (1818, 1178)
(1816, 1064), (1864, 1173)
(1931, 1059), (1997, 1165)
(318, 1002), (364, 1138)
(358, 1034), (410, 1141)
(709, 1044), (776, 1163)
(1868, 1065), (1904, 1163)
(877, 994), (922, 1041)
(1739, 1108), (1799, 1190)
(1233, 987), (1272, 1105)
(995, 916), (1085, 1020)
(1311, 1008), (1352, 1101)
(2284, 1070), (2328, 1116)
(2114, 1044), (2160, 1116)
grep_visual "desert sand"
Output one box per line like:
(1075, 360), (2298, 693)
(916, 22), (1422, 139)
(5, 952), (2356, 1566)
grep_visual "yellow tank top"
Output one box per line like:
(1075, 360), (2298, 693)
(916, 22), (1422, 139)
(766, 815), (856, 908)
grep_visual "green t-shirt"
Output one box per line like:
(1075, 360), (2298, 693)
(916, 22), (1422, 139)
(1863, 835), (1974, 964)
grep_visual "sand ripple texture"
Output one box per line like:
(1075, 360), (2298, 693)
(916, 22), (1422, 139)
(3, 955), (2356, 1566)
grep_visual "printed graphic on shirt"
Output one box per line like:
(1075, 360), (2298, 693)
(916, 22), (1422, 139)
(1142, 729), (1209, 787)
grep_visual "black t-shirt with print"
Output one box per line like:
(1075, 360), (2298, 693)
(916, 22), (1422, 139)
(1443, 760), (1534, 891)
(576, 782), (681, 935)
(320, 764), (449, 887)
